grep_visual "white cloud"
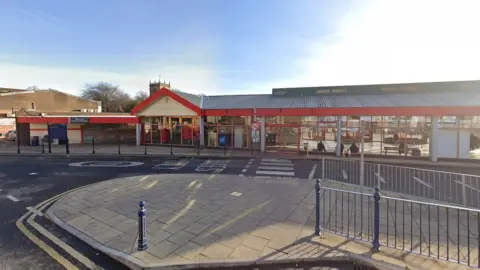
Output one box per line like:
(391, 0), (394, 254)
(244, 0), (480, 92)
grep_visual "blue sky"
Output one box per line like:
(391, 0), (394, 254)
(1, 0), (479, 96)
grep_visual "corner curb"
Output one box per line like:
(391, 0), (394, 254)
(46, 208), (147, 270)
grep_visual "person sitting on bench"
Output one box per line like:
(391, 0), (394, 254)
(317, 141), (326, 152)
(349, 142), (359, 154)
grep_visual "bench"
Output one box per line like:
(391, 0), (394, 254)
(384, 146), (410, 155)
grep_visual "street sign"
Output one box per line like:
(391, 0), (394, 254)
(69, 117), (89, 124)
(251, 121), (261, 143)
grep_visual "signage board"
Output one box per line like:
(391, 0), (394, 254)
(251, 121), (261, 143)
(69, 117), (89, 124)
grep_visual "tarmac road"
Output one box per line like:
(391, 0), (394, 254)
(1, 155), (479, 269)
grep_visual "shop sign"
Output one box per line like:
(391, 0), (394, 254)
(69, 117), (89, 124)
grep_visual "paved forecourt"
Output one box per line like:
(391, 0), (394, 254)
(46, 173), (467, 269)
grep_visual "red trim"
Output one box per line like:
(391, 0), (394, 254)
(30, 128), (82, 131)
(89, 117), (139, 124)
(17, 116), (139, 124)
(203, 109), (254, 116)
(205, 106), (480, 116)
(130, 87), (201, 115)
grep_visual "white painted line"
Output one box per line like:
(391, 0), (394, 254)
(308, 164), (317, 180)
(342, 170), (348, 180)
(260, 162), (294, 167)
(239, 174), (244, 176)
(257, 166), (294, 171)
(29, 172), (38, 175)
(256, 170), (295, 176)
(7, 195), (19, 202)
(242, 169), (247, 173)
(375, 173), (386, 184)
(69, 161), (144, 167)
(455, 180), (480, 193)
(230, 192), (243, 197)
(26, 206), (44, 216)
(262, 158), (291, 162)
(245, 164), (250, 168)
(413, 177), (433, 189)
(139, 175), (149, 182)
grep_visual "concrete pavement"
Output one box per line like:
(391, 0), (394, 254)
(46, 173), (474, 269)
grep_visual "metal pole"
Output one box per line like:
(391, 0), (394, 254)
(321, 157), (325, 180)
(360, 121), (365, 191)
(48, 136), (52, 154)
(92, 138), (95, 154)
(118, 141), (121, 156)
(42, 139), (45, 154)
(372, 187), (381, 252)
(66, 138), (70, 154)
(137, 201), (148, 251)
(170, 140), (173, 155)
(224, 145), (227, 156)
(17, 136), (20, 154)
(144, 143), (147, 155)
(315, 179), (322, 235)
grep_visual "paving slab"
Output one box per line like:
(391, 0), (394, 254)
(46, 173), (475, 269)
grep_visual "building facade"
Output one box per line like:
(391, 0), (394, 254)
(130, 80), (480, 161)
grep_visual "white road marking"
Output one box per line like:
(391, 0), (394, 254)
(455, 180), (480, 193)
(29, 172), (38, 175)
(69, 161), (144, 167)
(261, 162), (294, 167)
(257, 166), (294, 171)
(256, 170), (295, 176)
(7, 195), (19, 202)
(239, 174), (244, 176)
(262, 158), (291, 163)
(375, 173), (386, 184)
(342, 170), (348, 180)
(308, 164), (317, 180)
(26, 206), (44, 216)
(242, 169), (247, 173)
(139, 175), (149, 182)
(152, 159), (189, 170)
(230, 192), (243, 197)
(412, 177), (433, 189)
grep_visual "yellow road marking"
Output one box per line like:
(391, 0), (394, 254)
(16, 213), (79, 270)
(16, 180), (105, 270)
(27, 215), (100, 270)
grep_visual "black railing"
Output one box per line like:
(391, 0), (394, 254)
(315, 180), (480, 267)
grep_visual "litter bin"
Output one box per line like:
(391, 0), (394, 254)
(31, 136), (40, 146)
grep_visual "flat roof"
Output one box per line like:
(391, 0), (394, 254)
(131, 80), (480, 116)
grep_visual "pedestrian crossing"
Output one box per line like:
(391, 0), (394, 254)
(255, 158), (295, 177)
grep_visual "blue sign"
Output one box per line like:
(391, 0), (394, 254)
(219, 135), (226, 146)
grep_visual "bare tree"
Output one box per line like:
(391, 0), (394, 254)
(26, 85), (40, 90)
(81, 82), (131, 112)
(134, 91), (149, 101)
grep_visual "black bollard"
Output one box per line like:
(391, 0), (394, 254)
(137, 201), (147, 251)
(48, 136), (52, 154)
(118, 142), (121, 156)
(144, 143), (147, 155)
(170, 141), (173, 155)
(92, 138), (95, 154)
(66, 139), (70, 154)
